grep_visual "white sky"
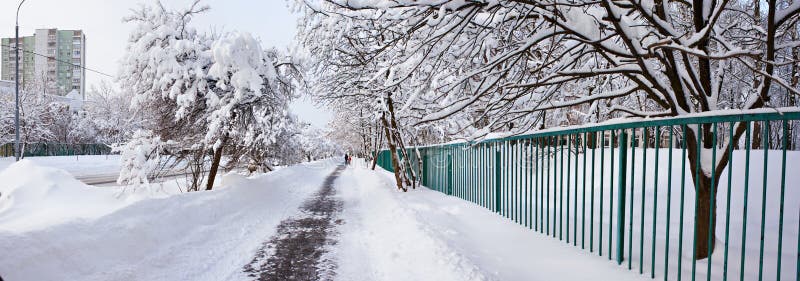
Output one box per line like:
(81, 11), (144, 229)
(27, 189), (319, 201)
(0, 0), (332, 129)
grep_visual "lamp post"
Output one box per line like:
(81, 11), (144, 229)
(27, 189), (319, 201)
(14, 0), (26, 161)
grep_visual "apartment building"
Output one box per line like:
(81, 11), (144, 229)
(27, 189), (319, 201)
(1, 29), (86, 99)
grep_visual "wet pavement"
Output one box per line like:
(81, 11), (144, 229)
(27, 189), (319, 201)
(243, 165), (344, 281)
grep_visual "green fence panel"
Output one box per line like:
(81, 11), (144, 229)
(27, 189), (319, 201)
(374, 112), (800, 281)
(1, 143), (113, 157)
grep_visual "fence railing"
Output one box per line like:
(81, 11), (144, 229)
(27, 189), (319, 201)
(0, 143), (113, 158)
(376, 111), (800, 281)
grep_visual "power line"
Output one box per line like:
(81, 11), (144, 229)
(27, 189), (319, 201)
(1, 43), (115, 78)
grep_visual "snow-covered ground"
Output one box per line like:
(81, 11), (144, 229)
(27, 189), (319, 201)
(435, 146), (799, 281)
(0, 156), (651, 281)
(0, 159), (338, 280)
(334, 161), (650, 281)
(2, 153), (791, 280)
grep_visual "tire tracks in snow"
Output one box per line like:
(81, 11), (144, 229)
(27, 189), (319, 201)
(243, 165), (344, 280)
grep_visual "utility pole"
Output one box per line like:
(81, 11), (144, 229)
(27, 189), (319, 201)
(14, 0), (26, 161)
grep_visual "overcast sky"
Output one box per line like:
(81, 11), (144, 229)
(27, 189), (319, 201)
(0, 0), (332, 129)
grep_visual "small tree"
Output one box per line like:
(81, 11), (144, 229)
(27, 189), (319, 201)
(119, 0), (300, 191)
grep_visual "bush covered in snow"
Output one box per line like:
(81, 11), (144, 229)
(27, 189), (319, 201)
(114, 130), (164, 190)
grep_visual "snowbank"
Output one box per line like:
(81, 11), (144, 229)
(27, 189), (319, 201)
(220, 171), (249, 189)
(333, 163), (649, 281)
(0, 159), (339, 281)
(0, 160), (135, 232)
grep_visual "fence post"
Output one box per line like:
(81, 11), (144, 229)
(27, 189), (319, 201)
(616, 130), (628, 264)
(495, 145), (501, 213)
(386, 151), (390, 170)
(422, 151), (428, 187)
(447, 150), (453, 196)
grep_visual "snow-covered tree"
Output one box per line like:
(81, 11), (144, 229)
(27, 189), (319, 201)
(114, 129), (165, 190)
(0, 92), (13, 145)
(298, 126), (338, 162)
(0, 79), (61, 157)
(80, 82), (139, 145)
(119, 0), (300, 191)
(297, 0), (800, 258)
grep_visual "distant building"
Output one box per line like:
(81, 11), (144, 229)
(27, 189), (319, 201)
(49, 89), (84, 113)
(2, 79), (82, 117)
(1, 29), (86, 99)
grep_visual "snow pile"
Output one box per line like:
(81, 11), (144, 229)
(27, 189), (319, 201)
(220, 171), (249, 189)
(0, 159), (339, 281)
(0, 160), (134, 232)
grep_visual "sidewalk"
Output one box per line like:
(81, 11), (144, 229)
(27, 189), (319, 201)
(243, 165), (345, 280)
(329, 164), (650, 281)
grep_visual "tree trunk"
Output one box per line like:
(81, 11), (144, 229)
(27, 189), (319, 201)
(371, 124), (384, 170)
(540, 110), (547, 129)
(361, 109), (371, 158)
(414, 146), (423, 189)
(587, 131), (597, 149)
(685, 126), (728, 260)
(693, 174), (718, 259)
(752, 121), (762, 149)
(788, 29), (797, 149)
(397, 144), (416, 189)
(206, 135), (228, 191)
(382, 93), (409, 191)
(381, 113), (406, 191)
(386, 93), (414, 189)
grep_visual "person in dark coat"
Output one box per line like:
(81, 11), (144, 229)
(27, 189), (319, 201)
(344, 153), (349, 165)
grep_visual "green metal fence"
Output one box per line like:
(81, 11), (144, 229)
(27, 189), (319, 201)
(0, 143), (113, 157)
(376, 111), (800, 281)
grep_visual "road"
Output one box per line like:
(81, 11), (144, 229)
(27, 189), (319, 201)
(75, 171), (202, 186)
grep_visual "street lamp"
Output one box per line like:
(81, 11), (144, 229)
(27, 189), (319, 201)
(14, 0), (27, 161)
